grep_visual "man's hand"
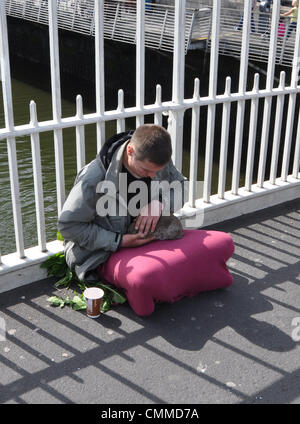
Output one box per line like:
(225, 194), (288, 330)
(120, 233), (156, 248)
(134, 200), (163, 235)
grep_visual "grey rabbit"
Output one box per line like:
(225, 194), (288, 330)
(127, 214), (184, 240)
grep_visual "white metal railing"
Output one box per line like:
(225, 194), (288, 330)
(0, 0), (300, 292)
(6, 0), (299, 67)
(5, 0), (197, 53)
(212, 6), (299, 68)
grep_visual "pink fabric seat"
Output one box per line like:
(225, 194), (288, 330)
(99, 229), (234, 316)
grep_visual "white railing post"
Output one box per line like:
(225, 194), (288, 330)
(245, 73), (260, 191)
(48, 0), (65, 215)
(95, 0), (106, 150)
(218, 77), (232, 199)
(0, 0), (25, 258)
(37, 0), (42, 23)
(159, 9), (168, 50)
(281, 11), (300, 181)
(30, 101), (47, 252)
(189, 78), (200, 207)
(22, 0), (26, 18)
(75, 95), (86, 172)
(117, 89), (126, 133)
(136, 0), (145, 128)
(203, 0), (220, 202)
(8, 0), (13, 16)
(257, 0), (280, 188)
(292, 106), (300, 179)
(231, 0), (251, 196)
(71, 0), (78, 30)
(270, 71), (286, 184)
(111, 2), (120, 39)
(154, 84), (163, 126)
(168, 0), (186, 172)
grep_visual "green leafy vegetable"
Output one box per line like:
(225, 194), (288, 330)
(47, 296), (66, 308)
(56, 231), (64, 242)
(42, 251), (127, 313)
(47, 294), (87, 311)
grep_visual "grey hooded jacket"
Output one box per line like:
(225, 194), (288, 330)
(57, 133), (186, 282)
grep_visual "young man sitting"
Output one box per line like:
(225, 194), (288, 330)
(58, 124), (186, 283)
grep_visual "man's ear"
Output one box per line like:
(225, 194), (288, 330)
(127, 143), (135, 157)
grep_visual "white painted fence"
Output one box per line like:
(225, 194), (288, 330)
(6, 0), (299, 68)
(0, 0), (300, 293)
(5, 0), (198, 53)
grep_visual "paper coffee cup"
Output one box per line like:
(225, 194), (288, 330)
(83, 287), (104, 319)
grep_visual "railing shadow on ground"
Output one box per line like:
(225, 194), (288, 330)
(0, 200), (299, 403)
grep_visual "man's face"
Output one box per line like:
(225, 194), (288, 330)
(126, 144), (166, 179)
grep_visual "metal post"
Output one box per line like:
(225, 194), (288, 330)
(0, 0), (25, 258)
(169, 0), (186, 172)
(95, 0), (106, 151)
(117, 89), (126, 133)
(257, 0), (280, 188)
(245, 74), (260, 191)
(282, 8), (300, 181)
(48, 0), (65, 215)
(189, 78), (200, 207)
(270, 72), (286, 184)
(203, 0), (220, 202)
(75, 95), (86, 172)
(218, 77), (232, 199)
(29, 101), (47, 252)
(136, 0), (145, 128)
(231, 0), (251, 196)
(159, 9), (168, 50)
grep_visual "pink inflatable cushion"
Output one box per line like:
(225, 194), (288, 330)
(98, 229), (234, 317)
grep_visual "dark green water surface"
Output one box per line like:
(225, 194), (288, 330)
(0, 78), (120, 256)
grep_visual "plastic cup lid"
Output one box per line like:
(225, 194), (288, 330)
(83, 287), (104, 300)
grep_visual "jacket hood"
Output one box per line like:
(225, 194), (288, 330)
(98, 130), (134, 170)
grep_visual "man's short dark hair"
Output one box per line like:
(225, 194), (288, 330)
(131, 124), (172, 166)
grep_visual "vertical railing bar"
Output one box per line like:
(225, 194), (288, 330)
(257, 0), (280, 188)
(189, 78), (200, 207)
(48, 0), (65, 215)
(75, 95), (86, 172)
(136, 0), (145, 128)
(90, 6), (95, 36)
(71, 0), (78, 30)
(95, 0), (106, 152)
(117, 89), (126, 133)
(8, 0), (12, 16)
(217, 76), (232, 199)
(37, 0), (42, 23)
(154, 84), (163, 126)
(245, 74), (260, 192)
(29, 101), (47, 252)
(279, 18), (289, 66)
(158, 9), (168, 50)
(270, 72), (286, 184)
(203, 0), (220, 202)
(168, 0), (186, 172)
(186, 10), (196, 52)
(111, 3), (120, 39)
(231, 0), (251, 196)
(292, 106), (300, 179)
(281, 11), (300, 181)
(0, 0), (25, 258)
(22, 0), (26, 18)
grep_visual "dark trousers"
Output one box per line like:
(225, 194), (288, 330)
(236, 12), (256, 33)
(286, 21), (297, 39)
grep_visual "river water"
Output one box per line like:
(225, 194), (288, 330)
(0, 78), (120, 256)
